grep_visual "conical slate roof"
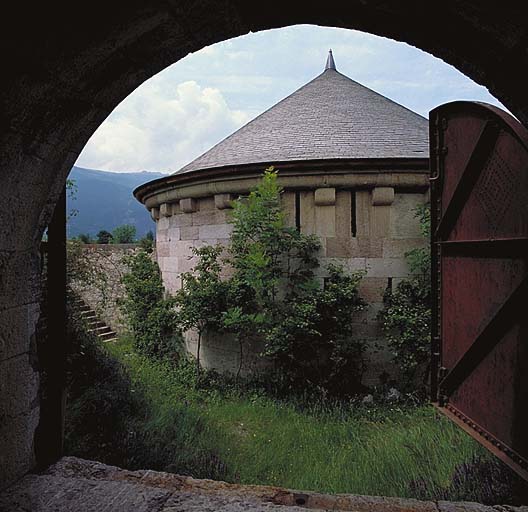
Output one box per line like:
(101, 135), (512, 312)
(176, 53), (429, 175)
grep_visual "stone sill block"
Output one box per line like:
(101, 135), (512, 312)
(1, 457), (525, 512)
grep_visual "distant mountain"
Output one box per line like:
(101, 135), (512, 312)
(67, 166), (166, 239)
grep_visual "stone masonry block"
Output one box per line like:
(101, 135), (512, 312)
(371, 205), (391, 237)
(315, 205), (336, 237)
(326, 237), (359, 258)
(320, 257), (367, 274)
(390, 193), (424, 239)
(157, 216), (169, 231)
(359, 277), (389, 302)
(281, 191), (296, 227)
(180, 226), (199, 240)
(168, 226), (180, 241)
(156, 241), (170, 257)
(199, 224), (233, 240)
(0, 407), (39, 490)
(358, 237), (383, 258)
(335, 190), (352, 238)
(169, 214), (192, 228)
(0, 303), (38, 361)
(0, 354), (39, 418)
(169, 241), (194, 259)
(383, 238), (425, 258)
(150, 207), (159, 220)
(372, 187), (395, 206)
(355, 190), (371, 237)
(0, 250), (40, 308)
(314, 187), (336, 206)
(198, 196), (215, 211)
(156, 228), (168, 242)
(300, 191), (315, 234)
(214, 193), (234, 209)
(191, 211), (217, 226)
(366, 258), (409, 278)
(180, 197), (197, 213)
(159, 202), (173, 218)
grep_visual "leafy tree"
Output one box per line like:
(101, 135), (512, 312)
(77, 233), (92, 244)
(379, 204), (431, 391)
(225, 168), (366, 394)
(113, 224), (137, 244)
(120, 250), (180, 359)
(174, 245), (230, 374)
(139, 230), (155, 253)
(97, 230), (113, 244)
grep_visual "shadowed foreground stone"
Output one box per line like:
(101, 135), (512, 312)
(0, 457), (526, 512)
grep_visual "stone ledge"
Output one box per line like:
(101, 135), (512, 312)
(1, 457), (524, 512)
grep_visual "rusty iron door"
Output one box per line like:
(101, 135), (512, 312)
(430, 101), (528, 480)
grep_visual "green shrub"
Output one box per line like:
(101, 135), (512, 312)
(64, 307), (142, 466)
(120, 250), (181, 359)
(112, 224), (137, 243)
(379, 205), (431, 391)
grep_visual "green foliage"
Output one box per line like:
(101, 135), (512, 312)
(174, 245), (231, 372)
(226, 169), (366, 394)
(112, 224), (137, 244)
(120, 250), (180, 359)
(77, 233), (92, 244)
(139, 230), (155, 252)
(380, 204), (431, 390)
(96, 336), (524, 505)
(64, 306), (141, 466)
(96, 229), (113, 244)
(173, 168), (366, 395)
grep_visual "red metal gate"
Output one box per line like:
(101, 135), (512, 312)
(430, 101), (528, 480)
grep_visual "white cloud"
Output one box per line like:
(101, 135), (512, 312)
(76, 80), (251, 173)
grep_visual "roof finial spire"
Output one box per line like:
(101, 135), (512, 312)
(325, 49), (336, 71)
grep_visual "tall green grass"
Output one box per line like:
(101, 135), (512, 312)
(88, 336), (523, 504)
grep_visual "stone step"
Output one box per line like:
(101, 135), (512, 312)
(98, 331), (117, 341)
(90, 325), (112, 335)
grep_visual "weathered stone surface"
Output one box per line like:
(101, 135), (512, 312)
(335, 190), (352, 238)
(355, 191), (371, 237)
(299, 191), (315, 234)
(382, 238), (425, 258)
(281, 191), (296, 228)
(214, 193), (235, 210)
(168, 226), (181, 242)
(358, 277), (388, 302)
(371, 204), (391, 237)
(366, 258), (409, 278)
(0, 354), (39, 418)
(160, 202), (174, 218)
(390, 194), (424, 238)
(0, 408), (39, 491)
(314, 187), (336, 206)
(191, 210), (217, 226)
(199, 196), (216, 211)
(326, 237), (359, 258)
(150, 207), (160, 220)
(199, 223), (233, 240)
(169, 214), (192, 228)
(314, 204), (336, 237)
(0, 303), (38, 361)
(180, 198), (197, 213)
(180, 226), (200, 240)
(2, 457), (519, 512)
(372, 187), (395, 206)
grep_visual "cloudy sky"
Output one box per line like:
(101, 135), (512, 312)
(76, 25), (505, 175)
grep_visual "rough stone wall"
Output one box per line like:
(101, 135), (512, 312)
(156, 186), (428, 385)
(69, 244), (140, 334)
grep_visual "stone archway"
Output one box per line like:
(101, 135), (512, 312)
(1, 0), (527, 489)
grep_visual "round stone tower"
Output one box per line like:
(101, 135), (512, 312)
(135, 52), (430, 385)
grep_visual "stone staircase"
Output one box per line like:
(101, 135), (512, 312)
(70, 296), (118, 343)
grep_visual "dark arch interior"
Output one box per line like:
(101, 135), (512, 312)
(2, 0), (528, 490)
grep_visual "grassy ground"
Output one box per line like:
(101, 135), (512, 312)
(76, 335), (520, 504)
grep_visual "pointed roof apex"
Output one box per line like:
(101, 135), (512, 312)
(325, 49), (336, 71)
